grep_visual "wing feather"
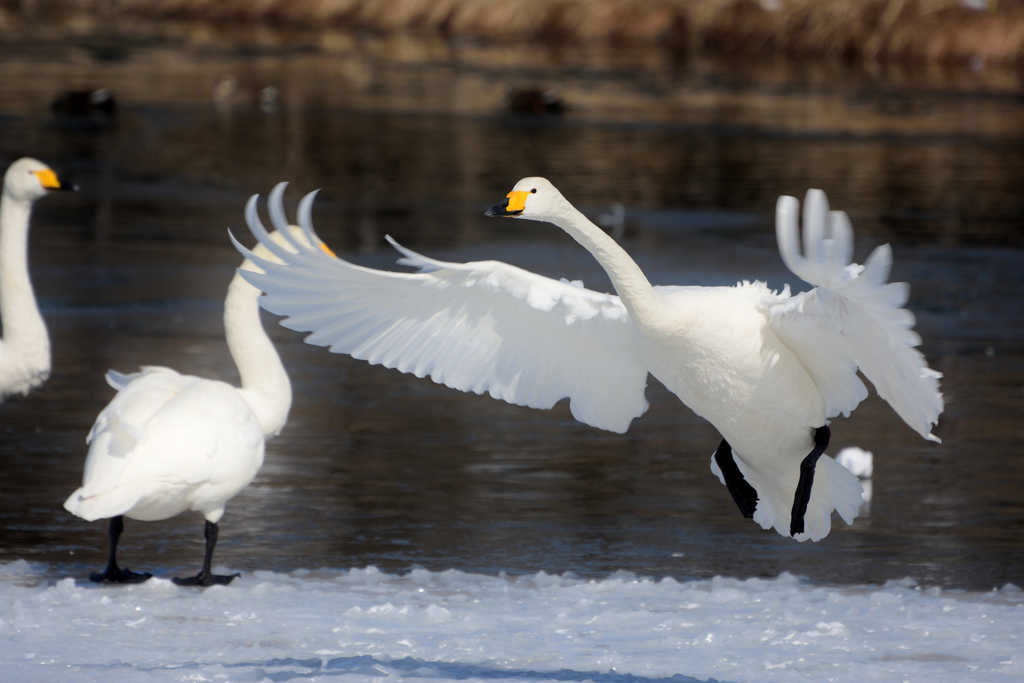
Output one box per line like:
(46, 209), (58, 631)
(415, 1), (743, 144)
(236, 192), (650, 434)
(770, 191), (942, 441)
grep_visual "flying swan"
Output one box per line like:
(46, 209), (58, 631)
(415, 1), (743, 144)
(64, 185), (310, 585)
(232, 178), (943, 542)
(0, 158), (75, 400)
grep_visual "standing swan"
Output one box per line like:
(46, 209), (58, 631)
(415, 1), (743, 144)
(233, 179), (942, 542)
(0, 158), (74, 399)
(64, 185), (306, 585)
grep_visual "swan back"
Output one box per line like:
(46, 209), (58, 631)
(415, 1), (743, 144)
(65, 366), (265, 523)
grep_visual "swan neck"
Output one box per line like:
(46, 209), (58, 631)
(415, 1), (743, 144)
(553, 203), (661, 323)
(0, 189), (49, 372)
(224, 271), (291, 437)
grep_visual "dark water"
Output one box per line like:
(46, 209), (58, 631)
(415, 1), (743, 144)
(0, 30), (1022, 590)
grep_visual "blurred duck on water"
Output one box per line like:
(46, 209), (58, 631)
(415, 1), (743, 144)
(234, 179), (942, 543)
(52, 88), (116, 119)
(506, 87), (563, 115)
(63, 185), (313, 587)
(212, 74), (280, 114)
(0, 158), (75, 401)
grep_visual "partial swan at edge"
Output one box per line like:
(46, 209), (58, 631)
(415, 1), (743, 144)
(63, 184), (308, 586)
(0, 158), (75, 400)
(232, 179), (942, 542)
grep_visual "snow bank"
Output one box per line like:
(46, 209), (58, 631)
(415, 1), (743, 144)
(0, 560), (1020, 682)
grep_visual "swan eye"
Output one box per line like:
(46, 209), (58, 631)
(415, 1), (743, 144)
(530, 188), (537, 194)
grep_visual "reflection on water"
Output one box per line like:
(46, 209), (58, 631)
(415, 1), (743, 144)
(0, 32), (1022, 590)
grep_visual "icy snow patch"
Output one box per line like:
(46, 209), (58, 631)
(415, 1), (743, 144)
(0, 560), (1021, 682)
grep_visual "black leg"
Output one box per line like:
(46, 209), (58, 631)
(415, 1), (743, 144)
(789, 425), (831, 537)
(89, 515), (152, 584)
(173, 520), (240, 587)
(714, 438), (759, 519)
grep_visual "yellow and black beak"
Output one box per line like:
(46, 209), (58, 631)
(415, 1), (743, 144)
(33, 168), (78, 192)
(485, 190), (530, 217)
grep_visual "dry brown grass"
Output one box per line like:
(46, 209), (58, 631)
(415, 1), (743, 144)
(16, 0), (1024, 65)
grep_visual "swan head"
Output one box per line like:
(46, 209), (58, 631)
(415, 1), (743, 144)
(3, 157), (76, 203)
(485, 177), (566, 221)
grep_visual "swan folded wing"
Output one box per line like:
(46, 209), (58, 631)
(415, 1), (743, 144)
(235, 235), (650, 434)
(114, 380), (264, 486)
(765, 290), (869, 420)
(68, 371), (263, 520)
(79, 367), (192, 492)
(772, 193), (943, 441)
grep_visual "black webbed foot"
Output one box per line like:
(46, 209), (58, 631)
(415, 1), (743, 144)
(172, 571), (240, 587)
(89, 516), (151, 583)
(789, 425), (831, 537)
(90, 565), (152, 584)
(714, 438), (759, 519)
(171, 520), (238, 587)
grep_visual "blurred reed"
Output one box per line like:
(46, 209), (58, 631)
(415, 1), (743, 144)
(9, 0), (1024, 66)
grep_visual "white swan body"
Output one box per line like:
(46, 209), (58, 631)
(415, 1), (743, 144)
(233, 178), (943, 542)
(65, 366), (268, 525)
(0, 158), (74, 398)
(65, 186), (305, 584)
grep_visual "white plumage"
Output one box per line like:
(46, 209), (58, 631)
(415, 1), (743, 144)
(68, 368), (266, 525)
(64, 186), (303, 585)
(233, 178), (942, 543)
(0, 158), (74, 399)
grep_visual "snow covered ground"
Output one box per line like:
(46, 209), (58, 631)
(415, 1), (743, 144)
(1, 560), (1020, 683)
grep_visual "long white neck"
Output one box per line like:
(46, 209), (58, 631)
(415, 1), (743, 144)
(549, 200), (664, 326)
(0, 188), (50, 390)
(225, 268), (291, 438)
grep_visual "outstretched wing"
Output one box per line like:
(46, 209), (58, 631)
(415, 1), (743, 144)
(231, 187), (650, 434)
(768, 190), (942, 441)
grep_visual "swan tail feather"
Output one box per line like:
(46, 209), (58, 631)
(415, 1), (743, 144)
(712, 450), (863, 541)
(63, 483), (146, 522)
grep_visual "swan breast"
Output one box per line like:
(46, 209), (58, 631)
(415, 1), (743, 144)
(642, 283), (826, 434)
